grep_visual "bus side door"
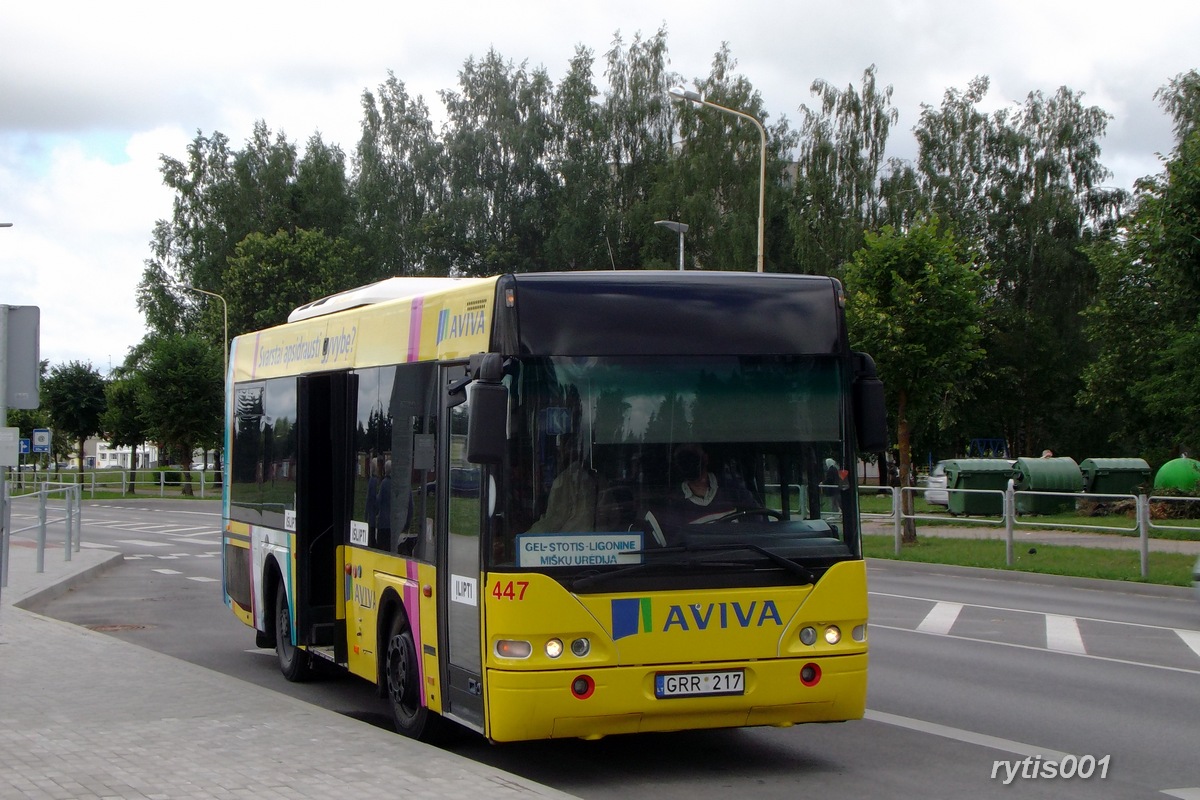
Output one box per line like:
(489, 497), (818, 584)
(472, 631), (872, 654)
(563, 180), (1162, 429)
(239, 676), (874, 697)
(439, 364), (485, 731)
(295, 371), (356, 660)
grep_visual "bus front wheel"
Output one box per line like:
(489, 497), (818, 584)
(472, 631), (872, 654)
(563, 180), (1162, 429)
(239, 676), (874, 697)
(275, 582), (313, 682)
(385, 612), (445, 741)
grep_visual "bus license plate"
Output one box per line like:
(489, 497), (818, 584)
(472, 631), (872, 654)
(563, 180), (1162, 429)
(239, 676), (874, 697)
(655, 669), (745, 699)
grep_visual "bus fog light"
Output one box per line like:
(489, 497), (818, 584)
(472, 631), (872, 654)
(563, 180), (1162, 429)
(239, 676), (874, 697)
(852, 624), (866, 642)
(824, 625), (842, 645)
(799, 626), (817, 646)
(545, 638), (564, 658)
(495, 640), (532, 659)
(800, 663), (822, 687)
(571, 675), (595, 699)
(570, 637), (591, 657)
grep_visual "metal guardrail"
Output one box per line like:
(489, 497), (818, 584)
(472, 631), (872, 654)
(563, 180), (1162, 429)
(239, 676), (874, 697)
(1, 481), (84, 589)
(861, 483), (1200, 579)
(3, 468), (220, 499)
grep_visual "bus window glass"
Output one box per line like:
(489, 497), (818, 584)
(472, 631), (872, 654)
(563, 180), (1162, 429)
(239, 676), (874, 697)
(230, 377), (298, 528)
(388, 362), (437, 561)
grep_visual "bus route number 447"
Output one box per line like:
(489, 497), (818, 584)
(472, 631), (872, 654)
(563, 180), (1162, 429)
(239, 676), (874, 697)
(655, 669), (745, 699)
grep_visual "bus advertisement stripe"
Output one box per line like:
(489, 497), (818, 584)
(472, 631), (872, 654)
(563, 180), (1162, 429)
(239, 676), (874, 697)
(408, 297), (424, 362)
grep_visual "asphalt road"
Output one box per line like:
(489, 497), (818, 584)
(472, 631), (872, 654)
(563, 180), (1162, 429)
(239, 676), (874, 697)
(22, 499), (1200, 799)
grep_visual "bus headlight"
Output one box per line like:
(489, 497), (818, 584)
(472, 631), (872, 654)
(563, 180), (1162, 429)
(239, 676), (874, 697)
(799, 626), (817, 646)
(570, 637), (591, 657)
(852, 624), (867, 642)
(545, 638), (564, 658)
(824, 625), (842, 645)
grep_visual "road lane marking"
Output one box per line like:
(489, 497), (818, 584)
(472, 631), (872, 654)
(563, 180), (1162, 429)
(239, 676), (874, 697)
(187, 576), (220, 583)
(873, 590), (1200, 635)
(917, 602), (963, 635)
(1045, 614), (1086, 653)
(152, 568), (182, 575)
(117, 539), (171, 547)
(865, 709), (1070, 760)
(873, 623), (1200, 676)
(1175, 629), (1200, 659)
(1162, 790), (1200, 799)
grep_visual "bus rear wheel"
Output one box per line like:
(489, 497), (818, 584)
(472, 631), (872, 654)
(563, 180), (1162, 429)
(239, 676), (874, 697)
(385, 612), (446, 741)
(275, 582), (313, 682)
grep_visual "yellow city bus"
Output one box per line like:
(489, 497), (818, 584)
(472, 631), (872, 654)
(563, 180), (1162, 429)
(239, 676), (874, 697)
(221, 271), (887, 742)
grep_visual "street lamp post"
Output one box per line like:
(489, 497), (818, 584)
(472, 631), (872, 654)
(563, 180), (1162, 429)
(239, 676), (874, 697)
(654, 220), (690, 270)
(182, 284), (228, 381)
(669, 87), (767, 273)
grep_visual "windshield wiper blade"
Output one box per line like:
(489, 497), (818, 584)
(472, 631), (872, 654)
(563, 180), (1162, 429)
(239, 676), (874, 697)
(648, 541), (815, 584)
(570, 558), (748, 592)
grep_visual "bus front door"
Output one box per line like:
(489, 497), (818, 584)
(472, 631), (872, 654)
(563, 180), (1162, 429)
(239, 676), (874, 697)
(439, 365), (485, 731)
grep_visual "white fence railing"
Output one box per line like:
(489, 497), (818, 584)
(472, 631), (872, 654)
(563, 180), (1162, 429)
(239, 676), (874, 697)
(3, 469), (220, 499)
(861, 483), (1200, 579)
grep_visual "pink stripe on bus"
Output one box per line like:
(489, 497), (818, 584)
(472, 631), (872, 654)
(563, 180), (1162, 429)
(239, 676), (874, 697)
(407, 297), (424, 362)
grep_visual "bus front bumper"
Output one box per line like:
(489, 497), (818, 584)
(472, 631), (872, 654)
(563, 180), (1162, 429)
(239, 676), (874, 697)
(484, 653), (866, 742)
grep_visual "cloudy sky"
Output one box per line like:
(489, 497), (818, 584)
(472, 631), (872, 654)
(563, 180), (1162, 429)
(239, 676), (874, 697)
(2, 0), (1196, 373)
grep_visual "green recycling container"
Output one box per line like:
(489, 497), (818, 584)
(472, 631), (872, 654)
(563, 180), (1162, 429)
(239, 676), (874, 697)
(1014, 456), (1084, 515)
(1079, 457), (1151, 496)
(943, 459), (1015, 516)
(1154, 458), (1200, 492)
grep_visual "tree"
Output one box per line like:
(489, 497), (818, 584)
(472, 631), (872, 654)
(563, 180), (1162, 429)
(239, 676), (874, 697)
(602, 27), (679, 267)
(788, 65), (900, 276)
(913, 79), (1124, 457)
(41, 361), (107, 473)
(352, 73), (443, 278)
(224, 229), (367, 334)
(437, 49), (556, 275)
(843, 218), (988, 542)
(133, 335), (223, 496)
(544, 45), (614, 270)
(102, 373), (150, 490)
(1083, 70), (1200, 459)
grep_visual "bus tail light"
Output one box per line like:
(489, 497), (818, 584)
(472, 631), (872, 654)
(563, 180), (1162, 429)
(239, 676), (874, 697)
(571, 675), (595, 700)
(800, 663), (822, 687)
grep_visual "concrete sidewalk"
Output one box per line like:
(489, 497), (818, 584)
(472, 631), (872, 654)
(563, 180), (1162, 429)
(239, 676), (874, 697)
(0, 541), (578, 800)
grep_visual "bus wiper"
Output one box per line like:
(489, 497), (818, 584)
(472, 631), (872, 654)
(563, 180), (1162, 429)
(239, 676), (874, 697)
(570, 558), (748, 592)
(649, 541), (815, 585)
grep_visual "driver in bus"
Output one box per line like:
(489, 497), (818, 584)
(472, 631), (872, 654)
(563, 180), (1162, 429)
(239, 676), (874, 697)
(645, 444), (757, 545)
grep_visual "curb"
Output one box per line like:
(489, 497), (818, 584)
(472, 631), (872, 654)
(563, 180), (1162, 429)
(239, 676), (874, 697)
(10, 551), (125, 610)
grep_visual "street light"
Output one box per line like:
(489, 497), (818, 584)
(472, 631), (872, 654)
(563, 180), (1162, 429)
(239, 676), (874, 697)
(654, 220), (689, 270)
(669, 87), (767, 273)
(182, 284), (228, 381)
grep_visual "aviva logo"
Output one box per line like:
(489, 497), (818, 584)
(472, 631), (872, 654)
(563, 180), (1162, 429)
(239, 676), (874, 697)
(611, 598), (654, 640)
(437, 302), (487, 345)
(611, 597), (783, 639)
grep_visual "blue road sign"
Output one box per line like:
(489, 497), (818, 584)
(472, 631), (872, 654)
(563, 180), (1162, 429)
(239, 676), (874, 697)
(32, 428), (51, 453)
(20, 438), (30, 454)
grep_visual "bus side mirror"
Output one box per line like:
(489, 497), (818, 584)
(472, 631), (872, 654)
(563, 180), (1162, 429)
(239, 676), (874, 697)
(466, 353), (507, 465)
(852, 352), (888, 453)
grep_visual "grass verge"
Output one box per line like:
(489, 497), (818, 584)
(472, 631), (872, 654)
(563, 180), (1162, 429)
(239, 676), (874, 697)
(863, 534), (1195, 587)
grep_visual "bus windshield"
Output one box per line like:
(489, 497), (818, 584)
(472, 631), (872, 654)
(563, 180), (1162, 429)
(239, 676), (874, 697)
(491, 354), (858, 588)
